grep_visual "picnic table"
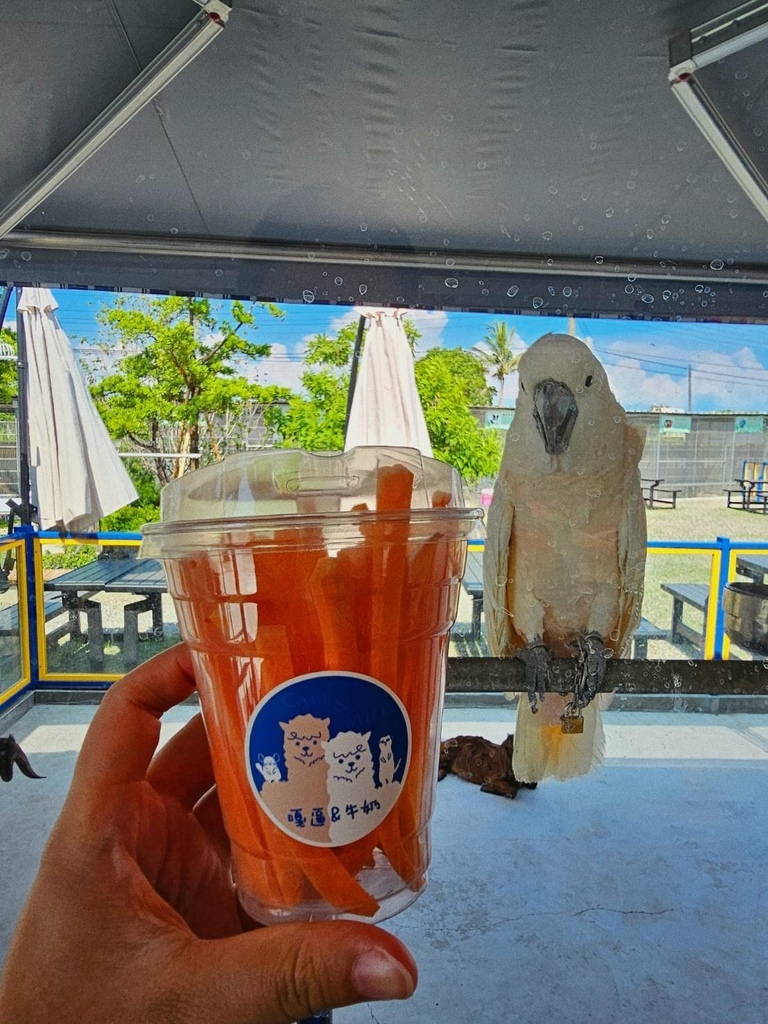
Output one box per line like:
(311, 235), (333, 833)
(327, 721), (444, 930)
(43, 557), (167, 669)
(641, 478), (681, 509)
(724, 460), (768, 512)
(724, 480), (768, 512)
(734, 554), (768, 585)
(661, 582), (709, 651)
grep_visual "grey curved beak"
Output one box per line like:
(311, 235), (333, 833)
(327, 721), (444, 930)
(533, 379), (578, 454)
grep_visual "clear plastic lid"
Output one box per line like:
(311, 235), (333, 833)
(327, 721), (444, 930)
(141, 447), (481, 547)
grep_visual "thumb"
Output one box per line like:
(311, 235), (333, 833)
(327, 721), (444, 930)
(183, 921), (417, 1024)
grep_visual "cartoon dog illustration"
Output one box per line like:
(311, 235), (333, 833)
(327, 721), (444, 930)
(280, 714), (330, 771)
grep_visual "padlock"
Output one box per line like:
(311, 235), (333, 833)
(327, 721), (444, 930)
(560, 704), (584, 734)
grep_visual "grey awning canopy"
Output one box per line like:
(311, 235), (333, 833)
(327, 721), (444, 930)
(2, 0), (768, 320)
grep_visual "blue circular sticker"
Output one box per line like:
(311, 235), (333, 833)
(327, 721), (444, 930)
(244, 671), (411, 847)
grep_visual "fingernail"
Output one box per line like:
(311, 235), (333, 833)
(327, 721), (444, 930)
(352, 948), (416, 1001)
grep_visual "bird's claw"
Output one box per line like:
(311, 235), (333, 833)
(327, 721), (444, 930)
(575, 632), (612, 705)
(517, 642), (552, 713)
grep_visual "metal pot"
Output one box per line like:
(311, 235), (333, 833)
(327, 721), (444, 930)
(723, 581), (768, 657)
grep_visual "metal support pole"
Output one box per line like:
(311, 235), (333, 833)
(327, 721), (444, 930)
(344, 314), (367, 438)
(0, 1), (229, 239)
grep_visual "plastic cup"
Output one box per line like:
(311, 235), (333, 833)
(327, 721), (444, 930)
(143, 447), (482, 923)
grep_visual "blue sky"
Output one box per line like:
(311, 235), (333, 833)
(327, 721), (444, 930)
(5, 288), (768, 413)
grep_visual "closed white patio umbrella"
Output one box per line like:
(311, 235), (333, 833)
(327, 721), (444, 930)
(17, 287), (138, 532)
(344, 308), (432, 456)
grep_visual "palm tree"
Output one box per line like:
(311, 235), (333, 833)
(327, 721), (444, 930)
(472, 321), (520, 406)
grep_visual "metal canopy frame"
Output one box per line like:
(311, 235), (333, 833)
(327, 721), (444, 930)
(0, 0), (230, 240)
(669, 1), (768, 225)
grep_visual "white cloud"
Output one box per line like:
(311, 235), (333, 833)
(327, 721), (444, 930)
(601, 339), (768, 412)
(406, 309), (450, 351)
(233, 341), (304, 392)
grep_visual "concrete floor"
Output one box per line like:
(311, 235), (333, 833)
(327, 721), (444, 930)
(2, 702), (768, 1024)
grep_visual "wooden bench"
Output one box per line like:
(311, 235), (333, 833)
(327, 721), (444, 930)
(641, 478), (681, 509)
(459, 549), (484, 639)
(660, 582), (709, 650)
(631, 616), (668, 658)
(0, 596), (66, 635)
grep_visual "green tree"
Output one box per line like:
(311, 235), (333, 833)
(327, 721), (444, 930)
(414, 347), (501, 483)
(273, 318), (424, 451)
(90, 296), (284, 486)
(271, 329), (355, 451)
(0, 326), (17, 404)
(472, 320), (520, 406)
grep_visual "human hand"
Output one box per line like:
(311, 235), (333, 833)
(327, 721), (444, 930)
(0, 645), (416, 1024)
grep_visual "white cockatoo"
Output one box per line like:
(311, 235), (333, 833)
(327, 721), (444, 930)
(483, 333), (647, 782)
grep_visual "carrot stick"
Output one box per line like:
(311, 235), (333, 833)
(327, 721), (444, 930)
(368, 465), (413, 683)
(309, 555), (361, 671)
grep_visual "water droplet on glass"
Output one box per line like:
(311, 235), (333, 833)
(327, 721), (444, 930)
(605, 207), (614, 218)
(594, 255), (604, 265)
(170, 227), (179, 235)
(334, 277), (343, 285)
(0, 250), (8, 260)
(641, 293), (654, 304)
(302, 289), (315, 302)
(358, 284), (368, 295)
(214, 268), (223, 277)
(532, 296), (544, 309)
(445, 258), (456, 267)
(506, 285), (519, 298)
(542, 230), (553, 241)
(20, 251), (32, 261)
(587, 489), (602, 498)
(710, 258), (724, 270)
(563, 286), (572, 297)
(444, 277), (459, 288)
